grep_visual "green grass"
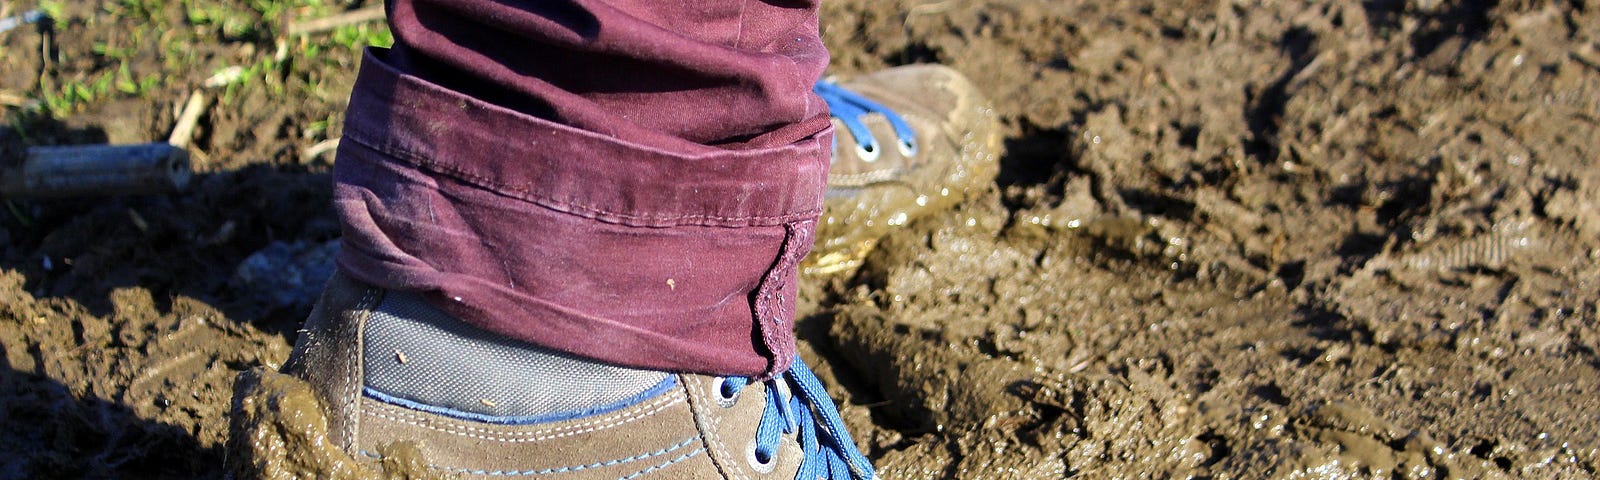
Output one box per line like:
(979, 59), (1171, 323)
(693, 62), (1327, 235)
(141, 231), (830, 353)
(16, 0), (389, 117)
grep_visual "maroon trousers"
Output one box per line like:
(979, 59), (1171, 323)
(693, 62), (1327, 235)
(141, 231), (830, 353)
(331, 0), (831, 378)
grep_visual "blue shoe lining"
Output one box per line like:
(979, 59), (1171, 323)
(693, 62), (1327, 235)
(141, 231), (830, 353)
(363, 374), (678, 426)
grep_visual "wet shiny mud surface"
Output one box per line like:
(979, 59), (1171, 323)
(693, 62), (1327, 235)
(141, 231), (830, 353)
(4, 0), (1600, 478)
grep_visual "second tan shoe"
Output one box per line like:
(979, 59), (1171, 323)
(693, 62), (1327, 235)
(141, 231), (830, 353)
(809, 65), (1004, 276)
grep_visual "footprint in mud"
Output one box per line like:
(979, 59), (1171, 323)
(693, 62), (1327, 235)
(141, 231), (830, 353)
(831, 303), (1213, 479)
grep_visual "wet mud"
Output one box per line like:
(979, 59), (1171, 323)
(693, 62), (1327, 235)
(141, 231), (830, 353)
(4, 0), (1600, 478)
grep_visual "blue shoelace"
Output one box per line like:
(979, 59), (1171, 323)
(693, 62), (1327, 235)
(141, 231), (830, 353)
(720, 360), (877, 480)
(815, 80), (918, 162)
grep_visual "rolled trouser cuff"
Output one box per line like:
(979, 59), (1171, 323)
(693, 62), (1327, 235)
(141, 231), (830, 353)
(332, 48), (826, 377)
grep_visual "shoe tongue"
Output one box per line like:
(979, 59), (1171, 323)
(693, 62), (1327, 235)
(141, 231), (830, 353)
(362, 290), (669, 420)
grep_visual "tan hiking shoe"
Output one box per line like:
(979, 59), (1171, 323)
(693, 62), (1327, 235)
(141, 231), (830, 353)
(228, 273), (877, 479)
(808, 65), (1003, 276)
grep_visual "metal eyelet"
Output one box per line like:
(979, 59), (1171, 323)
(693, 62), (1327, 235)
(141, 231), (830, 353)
(746, 439), (778, 474)
(855, 139), (881, 163)
(898, 137), (919, 158)
(713, 377), (740, 408)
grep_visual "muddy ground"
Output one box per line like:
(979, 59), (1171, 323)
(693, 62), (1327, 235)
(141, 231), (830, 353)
(3, 0), (1599, 478)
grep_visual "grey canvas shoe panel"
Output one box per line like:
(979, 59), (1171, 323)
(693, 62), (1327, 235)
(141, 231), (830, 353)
(361, 289), (671, 420)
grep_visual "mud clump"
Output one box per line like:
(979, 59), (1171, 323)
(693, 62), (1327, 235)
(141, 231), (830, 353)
(228, 368), (445, 480)
(4, 0), (1600, 478)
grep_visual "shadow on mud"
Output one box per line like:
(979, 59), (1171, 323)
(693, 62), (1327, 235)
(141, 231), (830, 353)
(0, 363), (220, 479)
(0, 157), (335, 340)
(1, 103), (317, 479)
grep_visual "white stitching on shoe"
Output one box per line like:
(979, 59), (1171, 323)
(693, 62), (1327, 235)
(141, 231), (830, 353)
(344, 287), (380, 446)
(356, 435), (703, 477)
(616, 446), (704, 480)
(686, 376), (753, 480)
(361, 394), (682, 442)
(827, 169), (903, 185)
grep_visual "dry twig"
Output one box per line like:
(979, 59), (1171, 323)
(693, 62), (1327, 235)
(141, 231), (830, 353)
(0, 89), (35, 108)
(168, 90), (209, 148)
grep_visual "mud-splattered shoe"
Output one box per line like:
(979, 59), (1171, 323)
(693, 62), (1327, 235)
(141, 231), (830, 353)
(228, 273), (876, 480)
(807, 65), (1003, 276)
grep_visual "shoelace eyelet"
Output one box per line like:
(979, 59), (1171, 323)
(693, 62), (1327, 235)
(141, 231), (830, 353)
(713, 377), (741, 408)
(734, 360), (876, 479)
(746, 439), (779, 473)
(898, 138), (918, 158)
(854, 140), (881, 163)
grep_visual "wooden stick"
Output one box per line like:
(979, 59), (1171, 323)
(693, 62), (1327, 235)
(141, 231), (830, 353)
(1, 143), (191, 197)
(203, 66), (245, 88)
(287, 5), (385, 36)
(168, 90), (207, 148)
